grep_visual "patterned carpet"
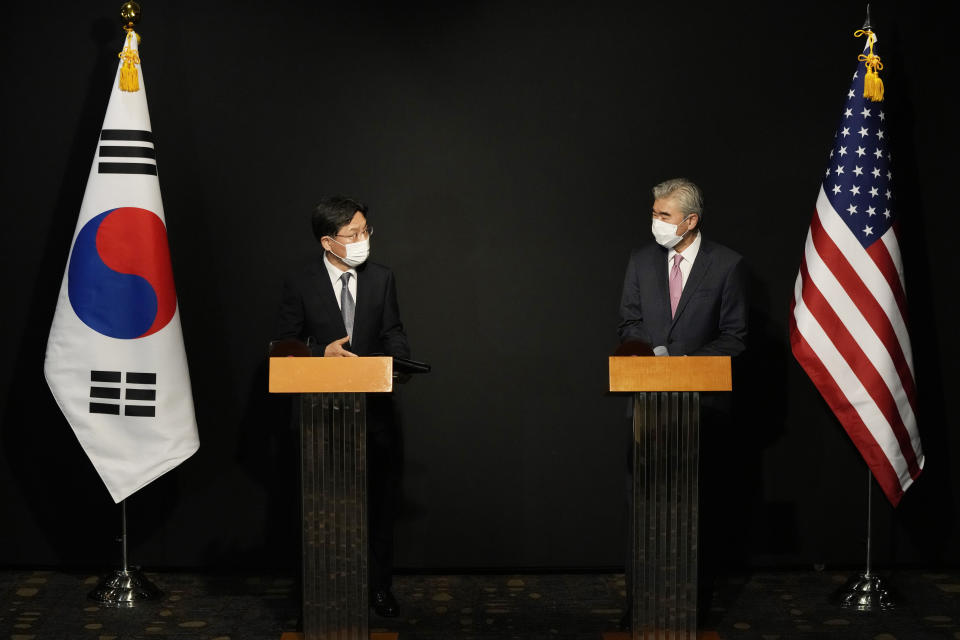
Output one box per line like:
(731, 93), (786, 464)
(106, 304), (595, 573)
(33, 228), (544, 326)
(2, 569), (959, 639)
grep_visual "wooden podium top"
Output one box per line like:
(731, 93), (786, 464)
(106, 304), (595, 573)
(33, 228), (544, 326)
(269, 357), (393, 393)
(609, 356), (732, 392)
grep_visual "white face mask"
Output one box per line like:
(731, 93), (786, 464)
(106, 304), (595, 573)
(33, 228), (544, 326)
(651, 216), (690, 249)
(330, 237), (370, 267)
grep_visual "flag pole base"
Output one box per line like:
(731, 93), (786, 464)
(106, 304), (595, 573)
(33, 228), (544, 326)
(832, 572), (896, 612)
(88, 567), (162, 608)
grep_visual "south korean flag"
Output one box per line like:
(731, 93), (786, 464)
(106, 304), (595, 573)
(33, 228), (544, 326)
(44, 29), (199, 503)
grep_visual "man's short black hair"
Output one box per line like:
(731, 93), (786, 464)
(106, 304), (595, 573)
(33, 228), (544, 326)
(311, 195), (368, 242)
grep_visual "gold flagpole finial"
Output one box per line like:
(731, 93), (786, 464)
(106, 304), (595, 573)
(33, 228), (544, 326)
(120, 2), (141, 32)
(118, 2), (142, 92)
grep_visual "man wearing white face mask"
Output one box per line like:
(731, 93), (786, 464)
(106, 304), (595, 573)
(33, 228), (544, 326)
(618, 177), (747, 357)
(616, 178), (747, 631)
(276, 195), (410, 619)
(277, 195), (410, 361)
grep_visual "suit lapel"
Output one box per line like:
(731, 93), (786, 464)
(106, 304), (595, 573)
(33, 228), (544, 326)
(352, 264), (375, 352)
(653, 248), (672, 326)
(671, 240), (712, 327)
(314, 258), (348, 337)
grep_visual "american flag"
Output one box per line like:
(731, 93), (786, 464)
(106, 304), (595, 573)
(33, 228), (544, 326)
(789, 32), (923, 506)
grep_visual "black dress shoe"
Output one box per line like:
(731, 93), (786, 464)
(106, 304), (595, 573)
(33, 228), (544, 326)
(370, 588), (399, 617)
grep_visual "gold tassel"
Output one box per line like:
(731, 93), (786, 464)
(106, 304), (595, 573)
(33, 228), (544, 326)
(118, 31), (141, 92)
(862, 62), (885, 101)
(854, 29), (884, 102)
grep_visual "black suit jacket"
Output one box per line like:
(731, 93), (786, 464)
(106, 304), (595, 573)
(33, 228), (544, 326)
(618, 236), (747, 356)
(276, 256), (410, 359)
(276, 255), (408, 588)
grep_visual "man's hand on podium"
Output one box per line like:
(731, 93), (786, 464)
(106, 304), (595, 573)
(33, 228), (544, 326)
(324, 336), (358, 357)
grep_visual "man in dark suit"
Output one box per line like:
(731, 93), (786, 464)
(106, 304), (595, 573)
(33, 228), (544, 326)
(618, 178), (747, 356)
(276, 195), (410, 618)
(617, 178), (748, 629)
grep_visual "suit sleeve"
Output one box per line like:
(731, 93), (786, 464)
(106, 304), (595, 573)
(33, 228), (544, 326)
(380, 270), (411, 359)
(617, 252), (654, 345)
(275, 276), (305, 341)
(690, 257), (748, 357)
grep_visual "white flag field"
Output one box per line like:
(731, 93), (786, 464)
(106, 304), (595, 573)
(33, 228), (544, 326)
(44, 31), (199, 503)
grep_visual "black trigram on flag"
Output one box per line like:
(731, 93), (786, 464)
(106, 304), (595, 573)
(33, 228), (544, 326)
(89, 370), (157, 417)
(98, 129), (157, 175)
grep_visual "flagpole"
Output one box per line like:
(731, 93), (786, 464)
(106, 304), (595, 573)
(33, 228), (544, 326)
(830, 7), (897, 610)
(121, 499), (129, 573)
(832, 469), (895, 611)
(88, 498), (163, 607)
(865, 470), (872, 578)
(84, 2), (168, 607)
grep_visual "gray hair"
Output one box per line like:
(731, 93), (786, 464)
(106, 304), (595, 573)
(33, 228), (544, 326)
(652, 178), (703, 219)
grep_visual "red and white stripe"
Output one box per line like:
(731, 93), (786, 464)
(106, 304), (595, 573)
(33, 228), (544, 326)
(790, 186), (923, 505)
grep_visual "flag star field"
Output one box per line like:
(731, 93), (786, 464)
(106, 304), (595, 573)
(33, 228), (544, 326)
(824, 72), (894, 248)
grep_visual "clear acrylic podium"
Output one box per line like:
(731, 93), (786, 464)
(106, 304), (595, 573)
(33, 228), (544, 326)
(270, 356), (394, 640)
(609, 356), (732, 640)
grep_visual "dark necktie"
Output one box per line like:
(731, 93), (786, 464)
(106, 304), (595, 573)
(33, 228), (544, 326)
(340, 272), (355, 339)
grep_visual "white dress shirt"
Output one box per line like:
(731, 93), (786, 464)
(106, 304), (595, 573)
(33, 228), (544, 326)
(323, 252), (357, 311)
(655, 232), (703, 356)
(667, 231), (702, 289)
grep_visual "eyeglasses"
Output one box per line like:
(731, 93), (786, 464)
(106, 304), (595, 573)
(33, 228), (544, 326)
(334, 225), (373, 242)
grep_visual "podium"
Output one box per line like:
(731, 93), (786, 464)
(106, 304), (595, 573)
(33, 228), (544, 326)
(270, 356), (393, 640)
(609, 356), (732, 640)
